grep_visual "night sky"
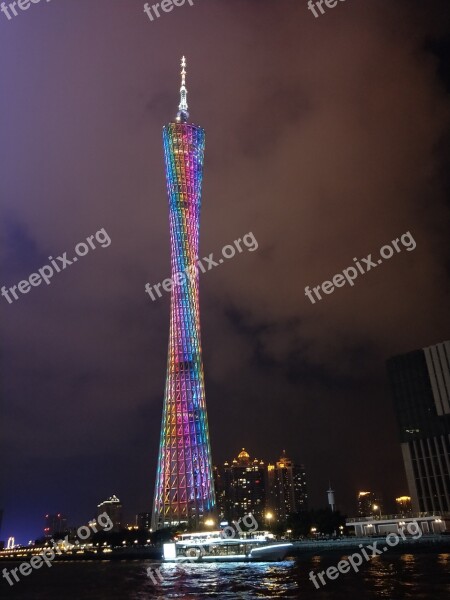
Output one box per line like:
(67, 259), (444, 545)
(1, 0), (449, 544)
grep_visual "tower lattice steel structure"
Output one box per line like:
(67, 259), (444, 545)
(152, 58), (216, 530)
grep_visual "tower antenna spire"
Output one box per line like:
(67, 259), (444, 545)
(177, 56), (189, 123)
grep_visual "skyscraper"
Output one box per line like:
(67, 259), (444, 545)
(136, 512), (152, 531)
(97, 495), (123, 531)
(267, 451), (308, 521)
(357, 491), (382, 517)
(152, 58), (215, 530)
(387, 340), (450, 512)
(216, 449), (266, 522)
(44, 513), (68, 538)
(395, 495), (413, 516)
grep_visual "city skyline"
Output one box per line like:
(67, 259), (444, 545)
(3, 319), (447, 542)
(0, 440), (416, 543)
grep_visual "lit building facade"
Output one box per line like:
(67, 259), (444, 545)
(136, 512), (152, 530)
(267, 451), (308, 521)
(213, 466), (225, 519)
(44, 514), (68, 538)
(97, 495), (123, 531)
(216, 449), (266, 523)
(387, 340), (450, 512)
(395, 495), (413, 516)
(357, 491), (382, 517)
(152, 58), (215, 530)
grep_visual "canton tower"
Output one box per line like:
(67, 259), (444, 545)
(152, 58), (216, 530)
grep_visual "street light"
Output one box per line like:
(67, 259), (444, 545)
(311, 527), (317, 537)
(205, 519), (215, 528)
(373, 504), (382, 518)
(265, 512), (274, 530)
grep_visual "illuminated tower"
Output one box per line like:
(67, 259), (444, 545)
(152, 58), (215, 530)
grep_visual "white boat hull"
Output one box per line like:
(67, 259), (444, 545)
(163, 542), (293, 563)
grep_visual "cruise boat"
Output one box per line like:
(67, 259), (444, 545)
(163, 531), (293, 563)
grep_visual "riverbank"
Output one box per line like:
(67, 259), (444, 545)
(1, 534), (448, 563)
(290, 534), (450, 558)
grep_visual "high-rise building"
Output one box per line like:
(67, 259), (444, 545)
(97, 495), (123, 531)
(213, 466), (226, 519)
(395, 495), (413, 516)
(136, 512), (152, 530)
(387, 340), (450, 512)
(357, 491), (382, 517)
(267, 451), (308, 521)
(216, 449), (266, 523)
(44, 514), (68, 538)
(152, 58), (215, 530)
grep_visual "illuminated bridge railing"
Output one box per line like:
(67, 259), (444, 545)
(346, 511), (450, 523)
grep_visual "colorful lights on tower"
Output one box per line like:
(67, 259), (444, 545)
(152, 57), (216, 530)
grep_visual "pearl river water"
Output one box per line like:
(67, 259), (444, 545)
(1, 552), (448, 599)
